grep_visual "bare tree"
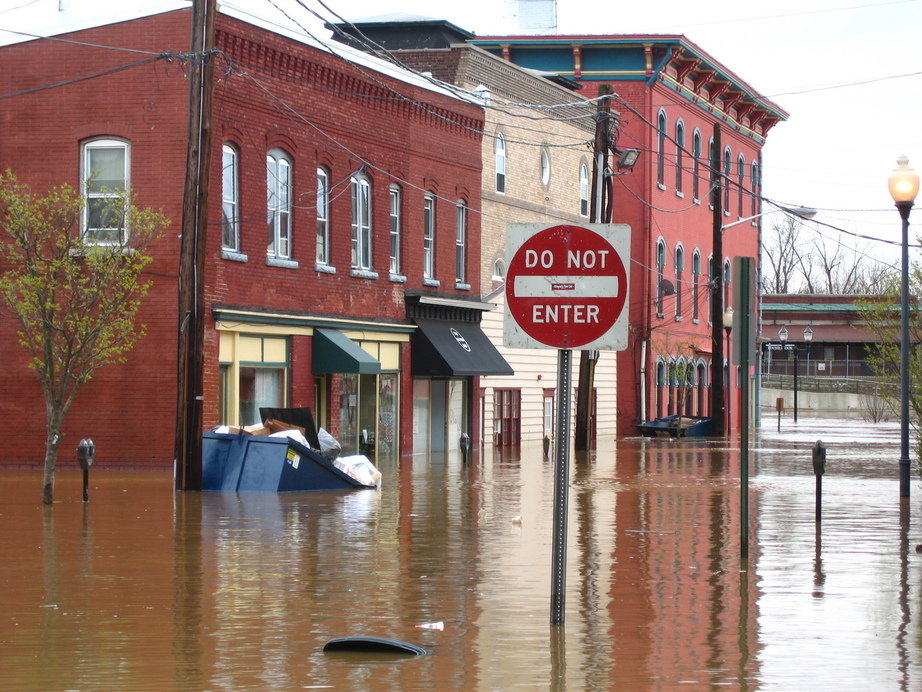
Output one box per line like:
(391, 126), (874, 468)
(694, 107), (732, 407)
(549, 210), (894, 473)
(761, 215), (897, 295)
(760, 215), (804, 293)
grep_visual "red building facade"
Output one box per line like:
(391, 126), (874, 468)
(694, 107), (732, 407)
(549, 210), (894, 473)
(0, 6), (501, 469)
(471, 35), (787, 435)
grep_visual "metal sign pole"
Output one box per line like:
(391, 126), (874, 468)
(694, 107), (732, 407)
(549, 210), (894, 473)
(550, 348), (572, 625)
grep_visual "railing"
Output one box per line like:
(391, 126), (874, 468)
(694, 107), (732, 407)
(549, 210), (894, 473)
(761, 374), (897, 396)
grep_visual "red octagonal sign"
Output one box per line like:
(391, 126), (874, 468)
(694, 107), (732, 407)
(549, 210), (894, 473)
(504, 223), (630, 350)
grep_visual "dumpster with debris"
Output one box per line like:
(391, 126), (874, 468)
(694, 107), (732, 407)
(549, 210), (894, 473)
(201, 408), (379, 492)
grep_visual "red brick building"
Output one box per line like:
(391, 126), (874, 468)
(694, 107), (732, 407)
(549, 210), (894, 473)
(0, 5), (507, 470)
(471, 35), (787, 435)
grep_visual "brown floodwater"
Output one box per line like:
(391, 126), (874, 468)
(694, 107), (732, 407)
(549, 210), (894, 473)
(1, 417), (920, 690)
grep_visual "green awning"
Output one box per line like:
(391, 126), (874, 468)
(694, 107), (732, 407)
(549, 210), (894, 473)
(312, 329), (380, 374)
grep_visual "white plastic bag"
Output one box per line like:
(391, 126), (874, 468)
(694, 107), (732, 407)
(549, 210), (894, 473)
(333, 454), (382, 488)
(317, 427), (341, 460)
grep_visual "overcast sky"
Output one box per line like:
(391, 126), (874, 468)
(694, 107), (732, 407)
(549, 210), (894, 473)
(4, 0), (921, 266)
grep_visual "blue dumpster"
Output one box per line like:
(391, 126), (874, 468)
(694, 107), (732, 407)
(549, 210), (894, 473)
(201, 431), (375, 492)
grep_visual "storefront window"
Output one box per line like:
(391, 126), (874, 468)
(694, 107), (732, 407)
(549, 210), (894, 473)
(239, 366), (285, 426)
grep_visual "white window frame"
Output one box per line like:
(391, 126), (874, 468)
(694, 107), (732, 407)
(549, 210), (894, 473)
(423, 193), (436, 280)
(351, 173), (372, 271)
(266, 149), (292, 259)
(455, 200), (467, 286)
(82, 138), (129, 245)
(495, 134), (506, 193)
(316, 167), (330, 265)
(221, 143), (239, 252)
(389, 184), (402, 276)
(579, 162), (590, 217)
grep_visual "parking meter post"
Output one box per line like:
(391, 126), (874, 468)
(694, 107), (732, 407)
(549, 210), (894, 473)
(812, 440), (826, 523)
(459, 433), (471, 464)
(77, 439), (95, 502)
(776, 397), (784, 432)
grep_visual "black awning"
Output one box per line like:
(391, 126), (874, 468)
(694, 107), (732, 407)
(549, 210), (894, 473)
(411, 319), (513, 377)
(312, 329), (381, 374)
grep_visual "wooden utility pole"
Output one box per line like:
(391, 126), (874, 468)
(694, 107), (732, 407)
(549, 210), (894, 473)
(710, 122), (726, 436)
(575, 86), (611, 451)
(175, 0), (217, 490)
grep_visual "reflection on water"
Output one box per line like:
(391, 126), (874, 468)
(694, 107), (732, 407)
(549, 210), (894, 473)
(0, 419), (920, 690)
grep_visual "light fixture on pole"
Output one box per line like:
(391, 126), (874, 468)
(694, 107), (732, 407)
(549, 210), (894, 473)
(720, 205), (818, 231)
(888, 155), (920, 499)
(803, 325), (813, 382)
(779, 325), (799, 423)
(724, 307), (734, 433)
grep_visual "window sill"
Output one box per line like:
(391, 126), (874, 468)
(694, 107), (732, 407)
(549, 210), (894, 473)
(423, 278), (441, 288)
(656, 311), (665, 319)
(222, 249), (248, 263)
(389, 273), (407, 283)
(657, 183), (667, 191)
(692, 318), (700, 325)
(266, 256), (299, 269)
(693, 198), (701, 205)
(675, 316), (684, 322)
(315, 263), (336, 274)
(675, 191), (684, 199)
(455, 282), (471, 291)
(350, 268), (379, 280)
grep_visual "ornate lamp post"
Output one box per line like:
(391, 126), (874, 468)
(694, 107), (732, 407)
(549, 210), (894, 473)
(888, 155), (920, 499)
(779, 326), (799, 422)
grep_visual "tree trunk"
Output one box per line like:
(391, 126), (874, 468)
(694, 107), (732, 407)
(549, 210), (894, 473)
(42, 419), (61, 505)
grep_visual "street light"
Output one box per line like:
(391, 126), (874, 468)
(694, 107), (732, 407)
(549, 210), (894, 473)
(888, 155), (920, 499)
(720, 204), (818, 231)
(724, 307), (734, 433)
(779, 325), (800, 423)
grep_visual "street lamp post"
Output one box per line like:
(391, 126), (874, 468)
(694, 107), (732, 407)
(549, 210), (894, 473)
(779, 326), (799, 422)
(724, 307), (734, 434)
(803, 324), (813, 388)
(888, 156), (920, 499)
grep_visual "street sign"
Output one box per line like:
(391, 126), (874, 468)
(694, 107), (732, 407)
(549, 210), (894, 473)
(504, 223), (630, 350)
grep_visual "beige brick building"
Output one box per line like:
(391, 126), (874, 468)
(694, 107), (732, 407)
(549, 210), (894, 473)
(386, 30), (620, 447)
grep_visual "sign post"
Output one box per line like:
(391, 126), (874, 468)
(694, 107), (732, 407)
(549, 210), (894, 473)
(504, 223), (630, 625)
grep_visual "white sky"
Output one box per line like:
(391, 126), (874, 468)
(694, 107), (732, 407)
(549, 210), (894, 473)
(3, 0), (921, 267)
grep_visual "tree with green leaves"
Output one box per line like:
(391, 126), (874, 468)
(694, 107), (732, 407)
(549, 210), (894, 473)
(0, 171), (168, 504)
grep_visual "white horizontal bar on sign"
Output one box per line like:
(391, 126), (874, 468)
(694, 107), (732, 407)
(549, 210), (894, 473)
(513, 275), (619, 299)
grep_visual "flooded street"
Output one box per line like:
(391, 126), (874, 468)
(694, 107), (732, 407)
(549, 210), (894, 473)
(1, 417), (920, 690)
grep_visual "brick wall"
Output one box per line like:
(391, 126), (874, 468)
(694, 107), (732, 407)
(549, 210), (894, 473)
(0, 9), (484, 466)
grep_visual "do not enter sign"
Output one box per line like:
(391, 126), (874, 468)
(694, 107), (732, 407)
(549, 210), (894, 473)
(504, 223), (630, 350)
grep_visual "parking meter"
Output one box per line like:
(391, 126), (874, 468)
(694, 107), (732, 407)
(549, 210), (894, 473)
(77, 438), (95, 502)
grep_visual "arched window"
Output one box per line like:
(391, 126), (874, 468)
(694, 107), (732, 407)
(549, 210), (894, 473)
(737, 154), (746, 216)
(455, 200), (468, 286)
(692, 249), (701, 321)
(579, 162), (590, 217)
(316, 167), (330, 265)
(707, 253), (714, 324)
(83, 138), (129, 244)
(656, 239), (667, 315)
(540, 147), (551, 186)
(675, 245), (685, 318)
(495, 134), (506, 193)
(708, 137), (717, 210)
(675, 120), (685, 194)
(750, 161), (760, 217)
(692, 129), (701, 201)
(492, 257), (506, 281)
(388, 184), (401, 275)
(266, 149), (292, 259)
(657, 110), (667, 187)
(350, 172), (372, 270)
(423, 193), (436, 280)
(723, 258), (732, 307)
(222, 143), (239, 252)
(723, 147), (732, 212)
